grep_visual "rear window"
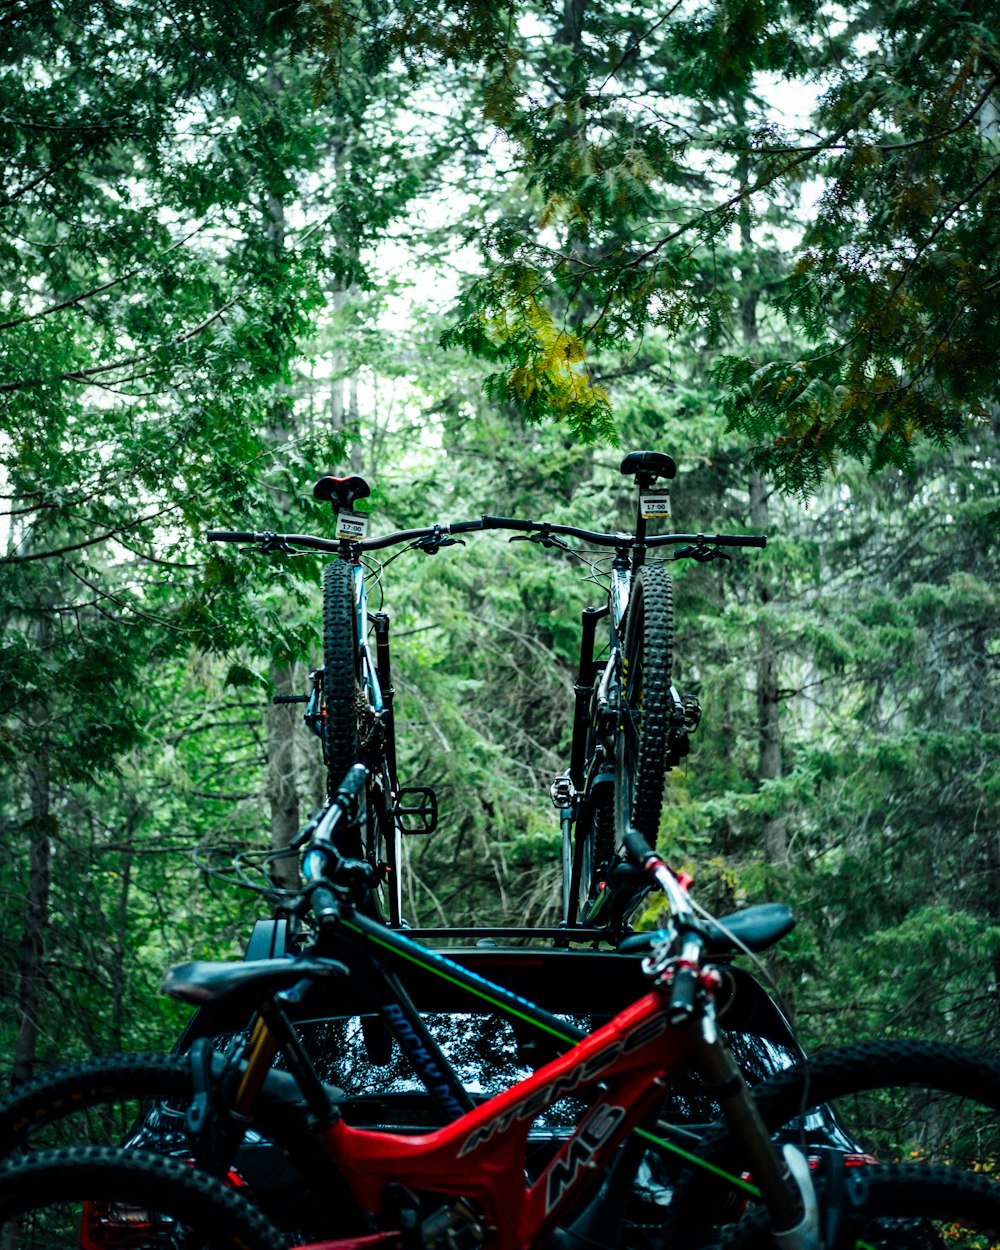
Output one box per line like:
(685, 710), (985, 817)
(291, 1013), (796, 1129)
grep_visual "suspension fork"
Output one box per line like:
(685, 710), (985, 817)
(569, 605), (607, 791)
(691, 1008), (816, 1249)
(559, 605), (610, 927)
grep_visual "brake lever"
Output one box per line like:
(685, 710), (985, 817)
(510, 532), (571, 551)
(674, 543), (731, 564)
(413, 528), (466, 555)
(240, 532), (307, 557)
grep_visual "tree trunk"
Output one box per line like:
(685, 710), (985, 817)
(267, 661), (303, 889)
(12, 746), (52, 1085)
(735, 97), (787, 866)
(750, 470), (787, 864)
(107, 809), (137, 1053)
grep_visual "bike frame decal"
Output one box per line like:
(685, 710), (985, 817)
(321, 991), (685, 1250)
(458, 1011), (669, 1157)
(381, 1001), (469, 1121)
(545, 1102), (626, 1211)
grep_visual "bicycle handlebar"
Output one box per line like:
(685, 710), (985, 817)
(206, 518), (766, 556)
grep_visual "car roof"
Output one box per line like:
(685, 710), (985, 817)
(231, 918), (799, 1052)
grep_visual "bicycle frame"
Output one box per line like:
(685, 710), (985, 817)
(557, 545), (640, 931)
(318, 987), (684, 1250)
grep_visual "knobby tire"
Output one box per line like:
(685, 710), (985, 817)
(322, 560), (361, 802)
(615, 561), (674, 849)
(322, 561), (401, 924)
(0, 1052), (358, 1239)
(0, 1144), (287, 1250)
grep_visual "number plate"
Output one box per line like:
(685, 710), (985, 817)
(640, 491), (672, 519)
(336, 509), (368, 540)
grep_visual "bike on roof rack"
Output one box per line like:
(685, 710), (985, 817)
(207, 451), (765, 934)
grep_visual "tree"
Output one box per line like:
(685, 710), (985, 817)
(311, 0), (1000, 488)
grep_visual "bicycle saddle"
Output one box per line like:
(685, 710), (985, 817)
(620, 450), (676, 482)
(616, 902), (795, 958)
(313, 474), (371, 510)
(161, 956), (349, 1010)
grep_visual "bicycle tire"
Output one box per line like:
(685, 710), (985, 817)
(657, 1039), (1000, 1247)
(709, 1162), (1000, 1250)
(322, 562), (400, 922)
(322, 560), (362, 801)
(0, 1051), (359, 1239)
(0, 1144), (287, 1250)
(615, 561), (675, 847)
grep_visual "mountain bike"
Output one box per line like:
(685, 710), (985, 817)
(207, 451), (765, 933)
(4, 767), (1000, 1250)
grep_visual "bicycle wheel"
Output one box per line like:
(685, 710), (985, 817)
(0, 1052), (358, 1239)
(322, 560), (362, 802)
(709, 1163), (1000, 1250)
(322, 562), (400, 921)
(614, 561), (675, 850)
(655, 1039), (1000, 1248)
(0, 1144), (286, 1250)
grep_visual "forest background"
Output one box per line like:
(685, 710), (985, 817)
(1, 0), (998, 1086)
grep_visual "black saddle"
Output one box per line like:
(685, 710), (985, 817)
(314, 474), (371, 510)
(617, 903), (795, 958)
(620, 451), (676, 484)
(161, 956), (348, 1012)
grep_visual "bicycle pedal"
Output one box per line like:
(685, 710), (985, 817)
(395, 786), (438, 835)
(550, 773), (574, 808)
(272, 694), (309, 704)
(682, 694), (701, 730)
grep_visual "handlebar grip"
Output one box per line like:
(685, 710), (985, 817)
(206, 531), (256, 542)
(333, 764), (367, 810)
(668, 964), (700, 1026)
(698, 534), (767, 548)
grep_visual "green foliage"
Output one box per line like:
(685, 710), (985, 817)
(304, 0), (1000, 480)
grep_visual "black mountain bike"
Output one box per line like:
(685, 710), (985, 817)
(208, 451), (764, 934)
